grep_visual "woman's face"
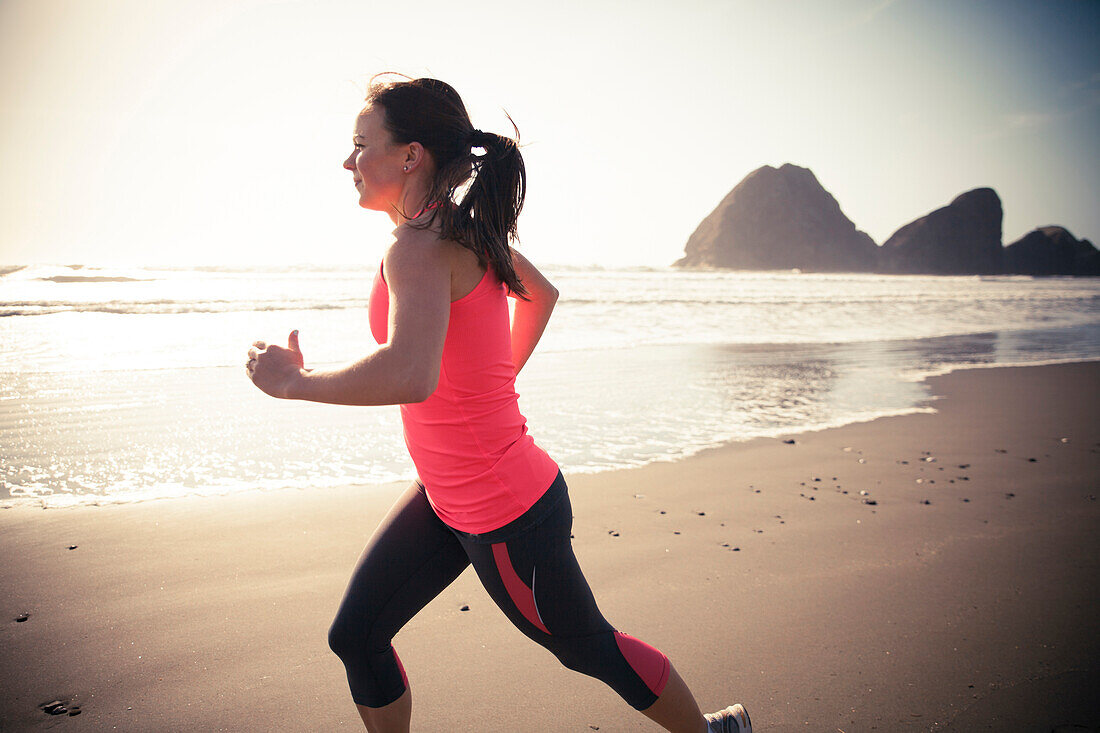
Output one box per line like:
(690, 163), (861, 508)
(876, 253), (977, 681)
(342, 106), (406, 211)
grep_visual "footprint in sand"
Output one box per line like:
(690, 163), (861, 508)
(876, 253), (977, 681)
(41, 700), (81, 717)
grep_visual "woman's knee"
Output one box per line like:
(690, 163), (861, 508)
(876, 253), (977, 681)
(543, 633), (610, 678)
(328, 605), (388, 662)
(327, 615), (357, 660)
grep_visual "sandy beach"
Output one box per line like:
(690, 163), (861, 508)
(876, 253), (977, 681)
(2, 361), (1097, 732)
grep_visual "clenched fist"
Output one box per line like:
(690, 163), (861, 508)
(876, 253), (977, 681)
(247, 330), (305, 399)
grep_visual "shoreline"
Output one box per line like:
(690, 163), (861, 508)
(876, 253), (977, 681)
(1, 361), (1098, 731)
(5, 351), (1099, 512)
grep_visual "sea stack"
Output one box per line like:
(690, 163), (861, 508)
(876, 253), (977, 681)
(878, 188), (1003, 275)
(674, 164), (877, 271)
(1003, 226), (1100, 276)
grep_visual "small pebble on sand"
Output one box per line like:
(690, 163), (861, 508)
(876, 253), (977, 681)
(460, 605), (470, 612)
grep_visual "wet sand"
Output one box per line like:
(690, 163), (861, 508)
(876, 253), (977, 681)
(1, 362), (1098, 731)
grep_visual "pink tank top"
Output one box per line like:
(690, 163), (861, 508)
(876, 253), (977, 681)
(369, 260), (560, 533)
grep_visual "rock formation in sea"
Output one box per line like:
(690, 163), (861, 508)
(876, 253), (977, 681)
(1003, 226), (1100, 276)
(877, 188), (1004, 275)
(674, 164), (878, 271)
(676, 166), (1097, 276)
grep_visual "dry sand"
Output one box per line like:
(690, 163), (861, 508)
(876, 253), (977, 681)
(2, 362), (1098, 732)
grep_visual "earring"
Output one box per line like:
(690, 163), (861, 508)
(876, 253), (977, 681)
(403, 166), (408, 172)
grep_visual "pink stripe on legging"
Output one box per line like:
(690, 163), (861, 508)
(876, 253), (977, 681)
(491, 543), (550, 634)
(613, 631), (670, 697)
(392, 646), (408, 689)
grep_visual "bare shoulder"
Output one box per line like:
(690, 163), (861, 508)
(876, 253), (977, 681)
(384, 226), (451, 282)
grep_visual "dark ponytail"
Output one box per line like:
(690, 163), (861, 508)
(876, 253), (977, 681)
(365, 75), (528, 298)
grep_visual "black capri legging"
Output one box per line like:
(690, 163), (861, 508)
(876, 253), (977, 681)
(327, 471), (670, 710)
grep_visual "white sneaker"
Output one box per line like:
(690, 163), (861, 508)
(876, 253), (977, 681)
(704, 703), (752, 733)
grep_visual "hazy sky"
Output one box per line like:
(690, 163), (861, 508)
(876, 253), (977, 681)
(2, 0), (1097, 267)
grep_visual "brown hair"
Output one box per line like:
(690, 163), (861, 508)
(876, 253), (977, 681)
(366, 75), (528, 298)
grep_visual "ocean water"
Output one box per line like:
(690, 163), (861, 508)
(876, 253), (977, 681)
(2, 263), (1098, 507)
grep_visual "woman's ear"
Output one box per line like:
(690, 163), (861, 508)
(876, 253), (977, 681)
(403, 142), (425, 173)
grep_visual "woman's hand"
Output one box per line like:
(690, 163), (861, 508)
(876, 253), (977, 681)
(247, 330), (305, 399)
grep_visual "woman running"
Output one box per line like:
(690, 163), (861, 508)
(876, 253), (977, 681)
(246, 76), (750, 733)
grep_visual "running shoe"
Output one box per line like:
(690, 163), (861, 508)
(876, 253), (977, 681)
(704, 703), (752, 733)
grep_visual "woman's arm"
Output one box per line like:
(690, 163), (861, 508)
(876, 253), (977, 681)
(508, 248), (558, 374)
(248, 233), (450, 405)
